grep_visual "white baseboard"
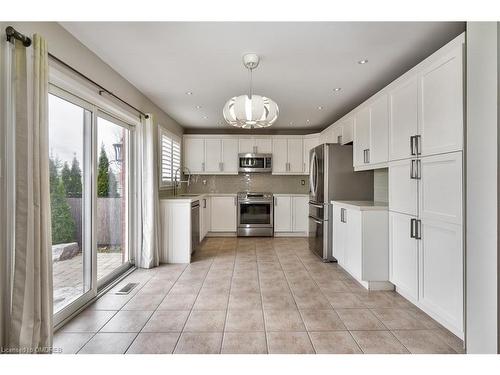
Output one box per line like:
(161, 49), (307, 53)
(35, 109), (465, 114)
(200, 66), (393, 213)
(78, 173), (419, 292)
(274, 232), (308, 237)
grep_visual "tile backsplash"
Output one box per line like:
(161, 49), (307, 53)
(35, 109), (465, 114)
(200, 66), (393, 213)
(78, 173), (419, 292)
(373, 168), (389, 203)
(182, 174), (310, 195)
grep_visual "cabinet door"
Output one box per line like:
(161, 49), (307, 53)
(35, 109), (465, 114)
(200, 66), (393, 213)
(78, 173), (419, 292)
(345, 209), (362, 280)
(239, 138), (254, 153)
(389, 78), (418, 161)
(287, 138), (304, 173)
(332, 205), (345, 264)
(221, 138), (238, 173)
(204, 138), (222, 173)
(201, 197), (210, 238)
(272, 138), (288, 173)
(340, 117), (354, 145)
(369, 94), (389, 164)
(419, 152), (462, 225)
(321, 126), (335, 144)
(389, 212), (418, 301)
(331, 126), (342, 144)
(419, 47), (464, 156)
(389, 159), (418, 216)
(184, 138), (205, 173)
(254, 137), (272, 153)
(419, 219), (463, 335)
(274, 196), (292, 232)
(292, 196), (309, 232)
(210, 196), (237, 232)
(353, 107), (371, 167)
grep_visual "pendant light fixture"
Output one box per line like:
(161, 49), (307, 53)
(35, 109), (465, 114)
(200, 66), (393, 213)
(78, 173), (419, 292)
(223, 53), (279, 129)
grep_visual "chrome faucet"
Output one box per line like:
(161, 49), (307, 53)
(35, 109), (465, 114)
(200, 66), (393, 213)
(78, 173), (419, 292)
(173, 167), (192, 196)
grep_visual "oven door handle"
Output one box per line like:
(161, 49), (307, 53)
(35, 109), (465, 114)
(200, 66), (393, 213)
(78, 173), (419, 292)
(238, 200), (272, 204)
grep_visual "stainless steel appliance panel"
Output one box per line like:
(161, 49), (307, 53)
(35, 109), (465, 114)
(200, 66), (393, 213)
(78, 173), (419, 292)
(237, 192), (273, 236)
(238, 153), (272, 173)
(191, 200), (200, 254)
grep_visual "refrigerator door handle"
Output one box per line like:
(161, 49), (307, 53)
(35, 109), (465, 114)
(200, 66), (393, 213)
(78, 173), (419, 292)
(308, 216), (323, 225)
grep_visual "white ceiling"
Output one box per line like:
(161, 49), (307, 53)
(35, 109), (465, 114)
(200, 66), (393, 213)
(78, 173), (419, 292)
(60, 22), (464, 131)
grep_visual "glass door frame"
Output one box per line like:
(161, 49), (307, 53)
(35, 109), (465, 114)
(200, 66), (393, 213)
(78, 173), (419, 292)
(49, 84), (136, 328)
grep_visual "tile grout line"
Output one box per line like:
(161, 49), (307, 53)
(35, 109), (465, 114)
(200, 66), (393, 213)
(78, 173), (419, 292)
(171, 242), (218, 354)
(220, 238), (237, 354)
(255, 239), (270, 354)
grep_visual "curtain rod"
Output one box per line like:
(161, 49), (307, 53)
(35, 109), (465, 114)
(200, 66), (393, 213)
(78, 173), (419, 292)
(5, 25), (149, 120)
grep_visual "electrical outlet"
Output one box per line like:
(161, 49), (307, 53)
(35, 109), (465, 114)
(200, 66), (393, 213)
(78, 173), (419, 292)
(301, 179), (305, 185)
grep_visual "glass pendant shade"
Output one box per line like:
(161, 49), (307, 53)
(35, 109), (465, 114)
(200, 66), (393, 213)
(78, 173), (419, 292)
(223, 94), (279, 129)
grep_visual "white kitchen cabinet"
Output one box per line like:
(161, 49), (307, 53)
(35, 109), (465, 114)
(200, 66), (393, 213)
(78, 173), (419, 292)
(389, 211), (418, 302)
(221, 138), (239, 173)
(160, 199), (193, 263)
(303, 134), (320, 174)
(332, 205), (345, 264)
(200, 196), (211, 240)
(419, 218), (463, 336)
(388, 159), (418, 216)
(419, 152), (462, 225)
(274, 194), (308, 234)
(292, 196), (309, 233)
(332, 201), (391, 290)
(353, 107), (371, 167)
(184, 136), (238, 174)
(339, 117), (354, 145)
(272, 137), (304, 174)
(274, 195), (292, 232)
(184, 137), (205, 173)
(369, 94), (389, 164)
(204, 139), (222, 173)
(419, 47), (464, 157)
(239, 137), (272, 154)
(389, 78), (419, 161)
(210, 196), (237, 232)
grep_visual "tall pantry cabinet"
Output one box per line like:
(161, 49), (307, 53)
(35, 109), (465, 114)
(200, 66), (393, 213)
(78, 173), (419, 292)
(388, 35), (464, 338)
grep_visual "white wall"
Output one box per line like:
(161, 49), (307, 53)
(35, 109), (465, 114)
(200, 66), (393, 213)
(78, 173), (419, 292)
(466, 22), (499, 354)
(5, 22), (183, 137)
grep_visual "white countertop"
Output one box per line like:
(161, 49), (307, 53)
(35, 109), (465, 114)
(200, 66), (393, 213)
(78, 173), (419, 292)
(160, 193), (237, 203)
(331, 200), (388, 211)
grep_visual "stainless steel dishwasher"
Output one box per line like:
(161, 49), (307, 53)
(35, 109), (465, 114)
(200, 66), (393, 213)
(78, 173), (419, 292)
(191, 200), (200, 254)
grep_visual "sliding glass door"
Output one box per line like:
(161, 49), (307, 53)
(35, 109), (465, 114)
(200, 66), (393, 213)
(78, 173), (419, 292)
(48, 91), (92, 315)
(96, 114), (131, 286)
(48, 86), (134, 326)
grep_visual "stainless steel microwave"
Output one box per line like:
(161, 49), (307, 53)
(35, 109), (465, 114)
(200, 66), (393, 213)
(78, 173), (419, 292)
(238, 153), (272, 173)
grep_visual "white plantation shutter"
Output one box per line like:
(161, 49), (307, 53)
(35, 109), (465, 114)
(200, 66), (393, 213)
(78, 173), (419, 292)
(159, 128), (181, 187)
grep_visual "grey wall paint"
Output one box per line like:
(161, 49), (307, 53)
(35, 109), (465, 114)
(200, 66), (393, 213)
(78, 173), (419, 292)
(165, 174), (310, 196)
(466, 22), (499, 354)
(373, 168), (389, 203)
(6, 22), (183, 137)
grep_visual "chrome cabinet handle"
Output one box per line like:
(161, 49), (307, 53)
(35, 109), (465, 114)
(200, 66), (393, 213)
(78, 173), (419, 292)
(416, 160), (421, 179)
(274, 197), (277, 206)
(203, 198), (206, 208)
(415, 219), (422, 240)
(363, 149), (370, 164)
(410, 136), (416, 156)
(410, 159), (417, 179)
(410, 218), (416, 238)
(202, 162), (205, 171)
(234, 197), (237, 206)
(415, 135), (422, 155)
(337, 135), (343, 144)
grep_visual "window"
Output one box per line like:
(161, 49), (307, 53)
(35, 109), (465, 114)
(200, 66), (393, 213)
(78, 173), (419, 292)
(159, 127), (181, 187)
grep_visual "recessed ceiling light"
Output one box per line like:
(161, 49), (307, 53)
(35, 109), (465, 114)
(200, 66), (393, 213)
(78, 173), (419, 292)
(185, 91), (193, 95)
(289, 121), (294, 125)
(203, 115), (208, 119)
(333, 87), (342, 92)
(195, 105), (202, 109)
(306, 119), (310, 123)
(358, 59), (369, 65)
(317, 106), (323, 110)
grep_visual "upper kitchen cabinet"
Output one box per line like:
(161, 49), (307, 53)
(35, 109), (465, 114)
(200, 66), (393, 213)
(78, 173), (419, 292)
(338, 117), (354, 145)
(353, 95), (389, 170)
(184, 136), (238, 174)
(184, 137), (205, 173)
(419, 46), (464, 157)
(353, 107), (371, 168)
(238, 136), (272, 154)
(303, 134), (320, 174)
(389, 78), (419, 161)
(272, 137), (304, 175)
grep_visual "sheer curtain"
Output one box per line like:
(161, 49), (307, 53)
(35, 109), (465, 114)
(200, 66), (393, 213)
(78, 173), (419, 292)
(135, 114), (161, 268)
(5, 34), (53, 353)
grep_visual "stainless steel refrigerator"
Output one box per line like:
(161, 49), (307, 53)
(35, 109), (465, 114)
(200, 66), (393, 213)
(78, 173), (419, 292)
(308, 143), (374, 261)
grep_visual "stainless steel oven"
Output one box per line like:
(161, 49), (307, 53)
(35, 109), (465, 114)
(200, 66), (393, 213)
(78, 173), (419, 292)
(238, 153), (272, 173)
(237, 192), (274, 236)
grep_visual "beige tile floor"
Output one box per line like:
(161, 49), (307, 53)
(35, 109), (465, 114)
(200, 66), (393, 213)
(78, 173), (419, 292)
(54, 237), (464, 354)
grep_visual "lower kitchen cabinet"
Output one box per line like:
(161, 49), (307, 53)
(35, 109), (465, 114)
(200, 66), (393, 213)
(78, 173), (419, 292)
(389, 211), (418, 301)
(210, 195), (237, 232)
(389, 210), (464, 338)
(200, 196), (211, 240)
(274, 194), (308, 235)
(159, 199), (193, 263)
(332, 201), (390, 290)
